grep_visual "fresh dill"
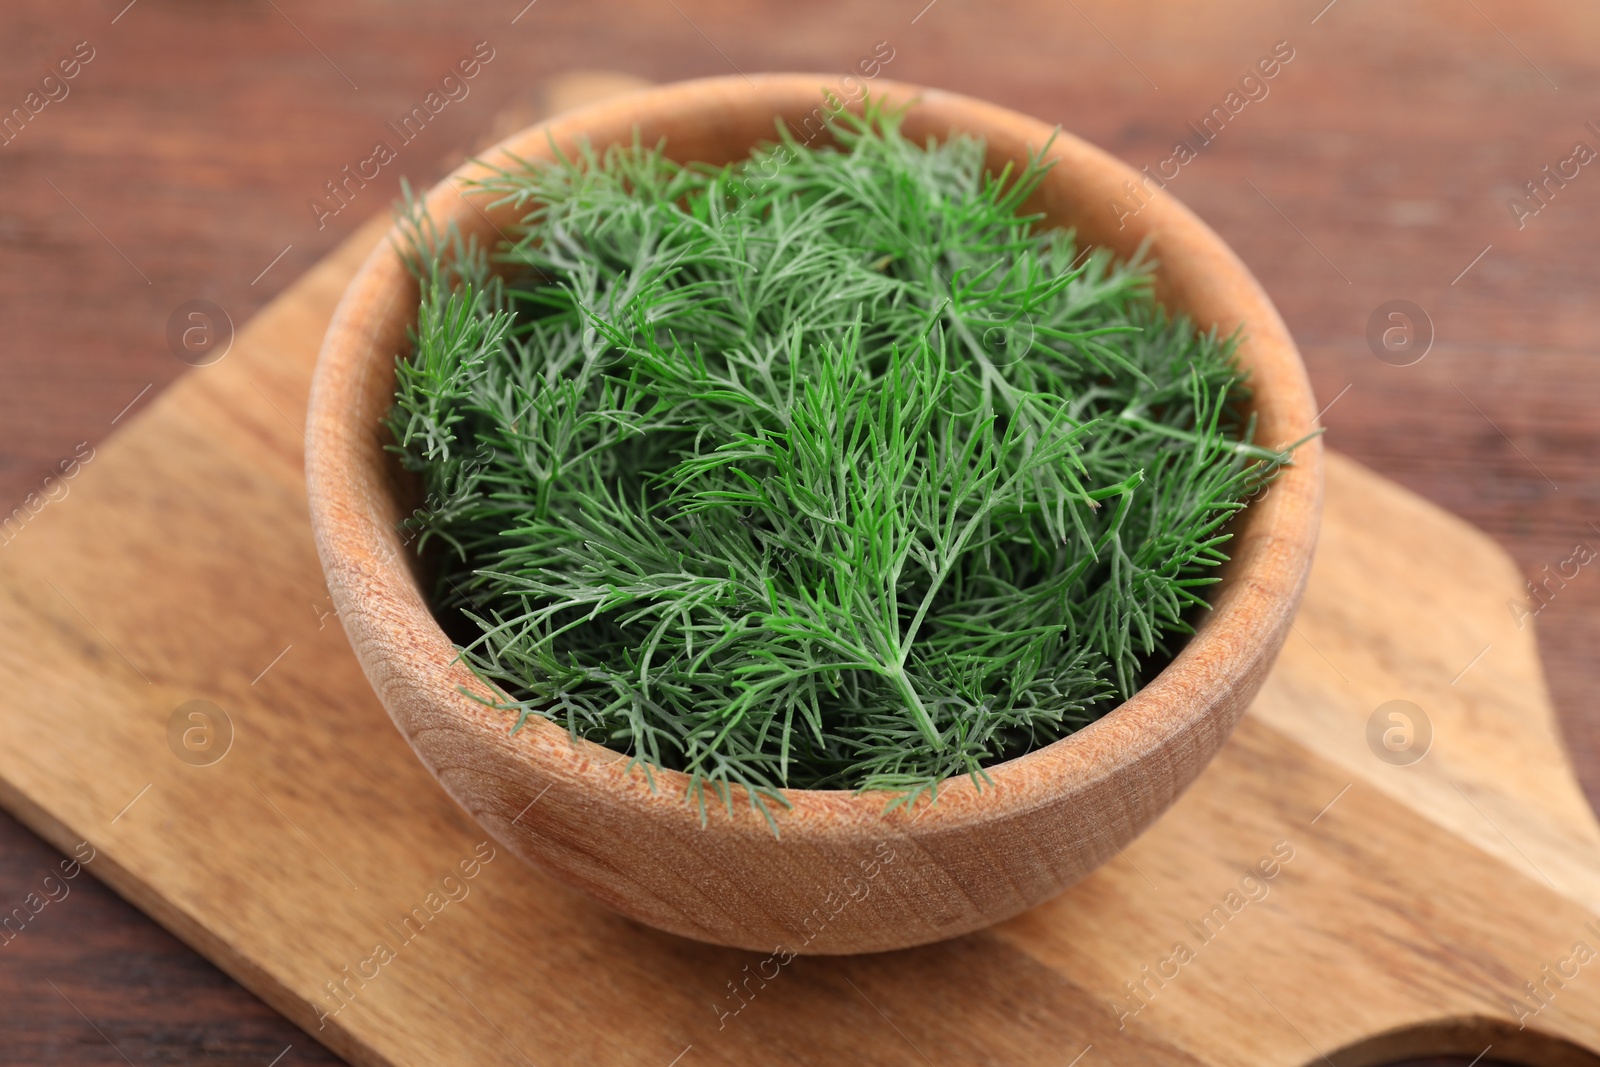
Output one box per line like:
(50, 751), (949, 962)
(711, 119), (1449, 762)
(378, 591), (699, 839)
(386, 102), (1292, 824)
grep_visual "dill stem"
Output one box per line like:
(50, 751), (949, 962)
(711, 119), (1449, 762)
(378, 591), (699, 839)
(1115, 409), (1285, 463)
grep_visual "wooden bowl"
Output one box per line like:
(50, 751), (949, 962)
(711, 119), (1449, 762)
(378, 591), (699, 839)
(305, 74), (1323, 955)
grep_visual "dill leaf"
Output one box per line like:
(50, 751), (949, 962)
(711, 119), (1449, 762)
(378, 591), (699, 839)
(386, 102), (1292, 821)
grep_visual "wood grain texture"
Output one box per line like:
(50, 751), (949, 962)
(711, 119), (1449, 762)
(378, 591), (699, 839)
(304, 74), (1324, 956)
(0, 156), (1598, 1065)
(4, 0), (1600, 1061)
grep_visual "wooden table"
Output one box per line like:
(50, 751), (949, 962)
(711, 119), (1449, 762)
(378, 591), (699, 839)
(1, 1), (1594, 1062)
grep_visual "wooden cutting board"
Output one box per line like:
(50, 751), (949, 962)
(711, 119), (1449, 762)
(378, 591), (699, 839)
(2, 209), (1599, 1066)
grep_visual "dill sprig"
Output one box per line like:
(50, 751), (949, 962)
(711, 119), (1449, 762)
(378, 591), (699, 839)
(386, 102), (1291, 825)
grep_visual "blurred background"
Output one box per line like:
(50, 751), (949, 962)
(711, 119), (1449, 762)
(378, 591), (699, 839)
(2, 0), (1596, 1062)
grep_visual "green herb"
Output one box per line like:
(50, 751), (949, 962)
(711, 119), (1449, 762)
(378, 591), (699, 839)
(387, 102), (1292, 827)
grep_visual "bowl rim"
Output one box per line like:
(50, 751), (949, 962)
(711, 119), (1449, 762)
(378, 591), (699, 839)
(306, 72), (1323, 839)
